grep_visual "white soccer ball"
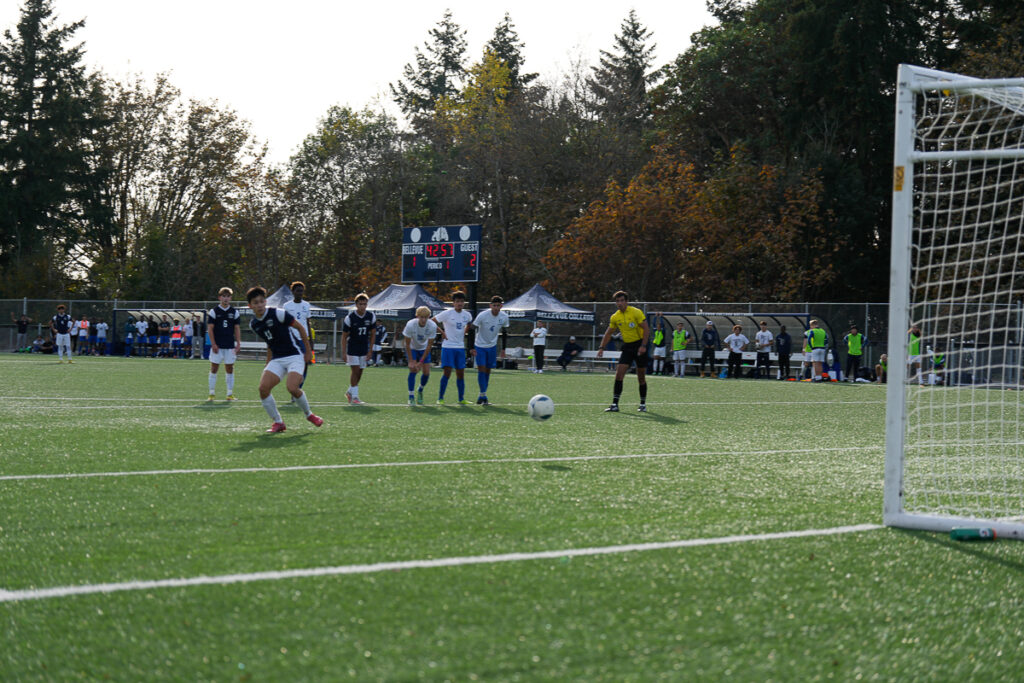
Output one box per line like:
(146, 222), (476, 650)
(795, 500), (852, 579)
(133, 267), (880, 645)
(528, 394), (555, 421)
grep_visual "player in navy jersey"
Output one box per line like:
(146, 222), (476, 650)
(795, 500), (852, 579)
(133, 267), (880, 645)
(246, 287), (323, 433)
(50, 304), (73, 363)
(341, 293), (376, 404)
(206, 287), (242, 401)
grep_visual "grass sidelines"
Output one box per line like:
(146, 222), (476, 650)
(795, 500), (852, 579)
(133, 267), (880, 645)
(1, 355), (1022, 680)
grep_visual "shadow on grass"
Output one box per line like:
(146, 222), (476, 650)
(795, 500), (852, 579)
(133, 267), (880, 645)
(608, 410), (685, 425)
(192, 403), (232, 410)
(231, 431), (314, 451)
(896, 528), (1024, 574)
(542, 464), (572, 472)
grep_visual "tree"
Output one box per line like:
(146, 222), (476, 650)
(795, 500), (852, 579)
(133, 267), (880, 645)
(0, 0), (111, 296)
(390, 10), (468, 125)
(485, 13), (537, 95)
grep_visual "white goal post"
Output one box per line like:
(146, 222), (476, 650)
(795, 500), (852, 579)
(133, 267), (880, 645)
(886, 64), (1024, 539)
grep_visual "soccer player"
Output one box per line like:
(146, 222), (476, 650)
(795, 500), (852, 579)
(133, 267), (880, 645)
(724, 325), (750, 379)
(50, 304), (73, 363)
(246, 286), (323, 433)
(158, 315), (172, 358)
(432, 291), (473, 405)
(94, 318), (109, 355)
(596, 291), (651, 412)
(170, 319), (183, 358)
(402, 306), (438, 405)
(134, 316), (149, 357)
(372, 320), (388, 366)
(469, 295), (510, 405)
(206, 287), (242, 401)
(283, 281), (312, 389)
(805, 319), (829, 382)
(341, 293), (376, 404)
(672, 322), (690, 378)
(755, 321), (773, 379)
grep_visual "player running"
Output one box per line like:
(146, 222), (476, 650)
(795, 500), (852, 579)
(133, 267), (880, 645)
(469, 295), (509, 405)
(206, 287), (242, 401)
(341, 293), (376, 404)
(596, 290), (651, 412)
(432, 291), (473, 405)
(246, 286), (323, 433)
(402, 306), (438, 406)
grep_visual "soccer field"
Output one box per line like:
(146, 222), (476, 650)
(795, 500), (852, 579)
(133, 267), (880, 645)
(1, 355), (1022, 680)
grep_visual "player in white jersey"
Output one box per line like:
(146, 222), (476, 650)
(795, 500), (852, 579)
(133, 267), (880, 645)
(402, 306), (438, 405)
(431, 291), (473, 404)
(283, 281), (312, 391)
(469, 295), (509, 405)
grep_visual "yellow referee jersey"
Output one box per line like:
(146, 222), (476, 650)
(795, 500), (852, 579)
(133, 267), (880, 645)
(609, 306), (646, 343)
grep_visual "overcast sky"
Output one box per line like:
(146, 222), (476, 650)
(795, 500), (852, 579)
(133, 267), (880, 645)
(1, 1), (714, 164)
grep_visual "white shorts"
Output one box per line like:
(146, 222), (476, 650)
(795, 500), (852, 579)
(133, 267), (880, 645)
(209, 348), (237, 365)
(372, 344), (382, 352)
(673, 350), (686, 362)
(810, 348), (827, 363)
(346, 355), (368, 368)
(653, 346), (666, 358)
(264, 355), (305, 379)
(908, 355), (921, 364)
(55, 333), (71, 347)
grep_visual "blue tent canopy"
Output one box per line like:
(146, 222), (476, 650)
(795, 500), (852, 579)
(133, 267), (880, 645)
(503, 284), (595, 324)
(336, 284), (448, 321)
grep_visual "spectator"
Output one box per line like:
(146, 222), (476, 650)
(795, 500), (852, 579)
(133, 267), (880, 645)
(723, 324), (750, 379)
(775, 326), (793, 380)
(30, 335), (44, 353)
(755, 320), (773, 379)
(699, 321), (720, 378)
(843, 325), (866, 382)
(94, 318), (108, 355)
(530, 321), (548, 373)
(671, 322), (691, 378)
(650, 313), (668, 375)
(10, 313), (33, 352)
(557, 336), (584, 371)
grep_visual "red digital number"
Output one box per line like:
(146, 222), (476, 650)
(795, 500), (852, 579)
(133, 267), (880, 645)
(470, 254), (477, 267)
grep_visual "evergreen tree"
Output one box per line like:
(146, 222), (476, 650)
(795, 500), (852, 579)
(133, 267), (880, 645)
(390, 10), (467, 125)
(485, 13), (537, 94)
(0, 0), (110, 296)
(588, 10), (656, 134)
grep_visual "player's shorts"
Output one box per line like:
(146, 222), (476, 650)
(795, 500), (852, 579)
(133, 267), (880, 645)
(171, 339), (181, 347)
(55, 333), (71, 347)
(673, 349), (686, 362)
(618, 341), (648, 367)
(372, 344), (382, 352)
(87, 335), (98, 345)
(264, 354), (305, 379)
(475, 345), (498, 369)
(346, 354), (368, 368)
(209, 348), (237, 365)
(159, 335), (170, 345)
(907, 355), (921, 364)
(653, 346), (666, 358)
(440, 347), (467, 370)
(810, 348), (827, 363)
(409, 348), (431, 365)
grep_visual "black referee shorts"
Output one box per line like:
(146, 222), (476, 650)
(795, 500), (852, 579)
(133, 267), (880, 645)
(618, 340), (648, 367)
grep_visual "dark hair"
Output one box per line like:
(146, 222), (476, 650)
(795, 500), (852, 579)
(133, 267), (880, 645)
(490, 295), (503, 304)
(613, 290), (628, 300)
(354, 293), (369, 303)
(246, 286), (267, 302)
(291, 281), (305, 290)
(452, 291), (466, 301)
(57, 304), (65, 310)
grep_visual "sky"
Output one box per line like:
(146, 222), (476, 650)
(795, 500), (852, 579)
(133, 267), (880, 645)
(0, 1), (714, 165)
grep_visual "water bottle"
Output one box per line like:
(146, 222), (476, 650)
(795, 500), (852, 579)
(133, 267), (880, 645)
(949, 528), (996, 541)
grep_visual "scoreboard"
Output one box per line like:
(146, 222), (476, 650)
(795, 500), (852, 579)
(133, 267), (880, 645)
(401, 224), (481, 283)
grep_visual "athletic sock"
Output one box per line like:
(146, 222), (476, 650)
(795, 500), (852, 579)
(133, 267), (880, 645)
(261, 395), (282, 423)
(294, 391), (311, 417)
(457, 378), (465, 401)
(209, 372), (217, 394)
(439, 375), (449, 399)
(639, 382), (648, 404)
(478, 371), (486, 393)
(613, 379), (623, 404)
(408, 372), (417, 392)
(226, 373), (235, 395)
(419, 375), (429, 389)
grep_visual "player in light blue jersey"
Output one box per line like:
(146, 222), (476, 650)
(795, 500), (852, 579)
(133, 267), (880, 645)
(469, 295), (509, 405)
(402, 306), (438, 406)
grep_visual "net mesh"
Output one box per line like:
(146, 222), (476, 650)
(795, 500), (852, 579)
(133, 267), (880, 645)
(904, 83), (1024, 523)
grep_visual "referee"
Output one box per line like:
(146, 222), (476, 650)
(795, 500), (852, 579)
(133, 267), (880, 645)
(596, 290), (651, 412)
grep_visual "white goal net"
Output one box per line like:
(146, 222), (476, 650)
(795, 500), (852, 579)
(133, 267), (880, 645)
(885, 65), (1024, 538)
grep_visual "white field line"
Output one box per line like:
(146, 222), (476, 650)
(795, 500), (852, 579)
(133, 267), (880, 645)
(0, 446), (883, 482)
(0, 523), (882, 603)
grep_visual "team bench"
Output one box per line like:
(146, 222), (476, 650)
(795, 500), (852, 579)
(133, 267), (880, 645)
(539, 348), (622, 371)
(539, 348), (810, 375)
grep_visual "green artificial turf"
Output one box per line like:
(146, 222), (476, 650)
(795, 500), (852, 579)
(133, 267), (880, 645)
(1, 355), (1021, 681)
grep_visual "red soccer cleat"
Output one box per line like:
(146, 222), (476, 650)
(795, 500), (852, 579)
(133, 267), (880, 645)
(307, 413), (324, 427)
(266, 422), (287, 433)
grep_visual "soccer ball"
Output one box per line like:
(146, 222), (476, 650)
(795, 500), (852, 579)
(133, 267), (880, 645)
(527, 394), (555, 421)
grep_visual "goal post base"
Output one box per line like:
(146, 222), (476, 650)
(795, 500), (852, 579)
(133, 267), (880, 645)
(884, 513), (1024, 540)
